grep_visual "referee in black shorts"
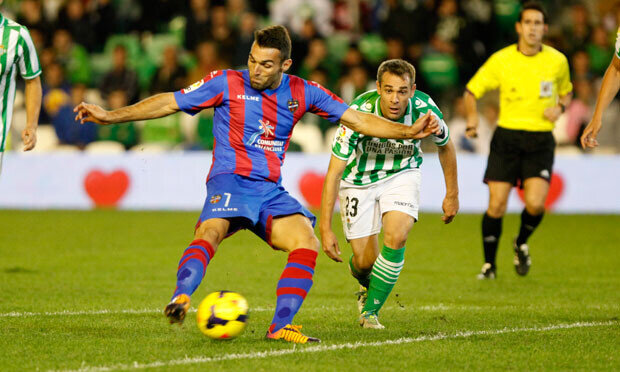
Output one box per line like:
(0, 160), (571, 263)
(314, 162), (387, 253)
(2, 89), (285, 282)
(463, 2), (573, 279)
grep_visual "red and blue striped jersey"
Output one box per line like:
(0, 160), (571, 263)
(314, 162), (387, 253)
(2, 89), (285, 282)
(174, 69), (349, 183)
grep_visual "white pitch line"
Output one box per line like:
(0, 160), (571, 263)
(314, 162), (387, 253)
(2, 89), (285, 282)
(2, 303), (618, 318)
(50, 320), (616, 372)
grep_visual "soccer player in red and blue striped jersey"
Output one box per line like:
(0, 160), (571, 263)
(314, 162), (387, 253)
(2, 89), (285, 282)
(75, 26), (438, 343)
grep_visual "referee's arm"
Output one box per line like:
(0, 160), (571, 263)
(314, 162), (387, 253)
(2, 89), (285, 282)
(543, 92), (573, 123)
(463, 90), (480, 138)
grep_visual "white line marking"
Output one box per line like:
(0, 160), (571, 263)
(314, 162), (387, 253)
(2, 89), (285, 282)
(49, 321), (616, 372)
(2, 303), (618, 318)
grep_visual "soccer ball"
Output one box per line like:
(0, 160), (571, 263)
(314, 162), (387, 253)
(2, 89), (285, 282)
(196, 291), (249, 339)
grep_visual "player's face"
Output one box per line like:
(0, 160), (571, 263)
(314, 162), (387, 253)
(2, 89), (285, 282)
(516, 10), (547, 47)
(376, 72), (415, 121)
(248, 42), (292, 90)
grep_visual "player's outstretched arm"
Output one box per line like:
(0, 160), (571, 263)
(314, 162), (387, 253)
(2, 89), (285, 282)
(463, 90), (479, 138)
(339, 108), (439, 140)
(319, 155), (348, 263)
(581, 56), (620, 149)
(437, 139), (459, 224)
(22, 76), (42, 151)
(74, 93), (180, 125)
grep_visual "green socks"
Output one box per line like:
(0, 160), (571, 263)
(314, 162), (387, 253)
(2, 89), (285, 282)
(362, 245), (405, 314)
(349, 254), (370, 289)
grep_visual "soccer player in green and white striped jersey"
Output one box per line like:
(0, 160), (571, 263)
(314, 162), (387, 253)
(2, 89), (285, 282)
(320, 59), (459, 329)
(0, 7), (42, 174)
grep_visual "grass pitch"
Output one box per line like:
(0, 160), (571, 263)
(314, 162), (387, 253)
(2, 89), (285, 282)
(0, 210), (618, 371)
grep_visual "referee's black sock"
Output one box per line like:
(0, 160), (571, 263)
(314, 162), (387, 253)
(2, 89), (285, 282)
(482, 213), (502, 268)
(516, 209), (544, 246)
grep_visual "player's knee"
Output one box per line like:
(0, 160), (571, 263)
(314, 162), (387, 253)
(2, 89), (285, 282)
(194, 224), (224, 245)
(525, 202), (545, 216)
(383, 230), (408, 249)
(290, 233), (320, 252)
(487, 200), (507, 218)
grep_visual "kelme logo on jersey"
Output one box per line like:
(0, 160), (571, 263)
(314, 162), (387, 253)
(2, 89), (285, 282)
(287, 99), (299, 112)
(0, 45), (5, 56)
(210, 194), (222, 204)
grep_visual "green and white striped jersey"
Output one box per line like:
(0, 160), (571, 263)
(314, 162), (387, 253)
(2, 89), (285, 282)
(0, 13), (41, 152)
(331, 89), (449, 186)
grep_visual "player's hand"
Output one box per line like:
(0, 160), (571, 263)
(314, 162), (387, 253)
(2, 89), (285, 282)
(543, 105), (562, 122)
(465, 119), (478, 138)
(320, 228), (343, 262)
(410, 112), (440, 139)
(441, 195), (459, 224)
(73, 102), (113, 125)
(21, 126), (37, 151)
(580, 119), (601, 149)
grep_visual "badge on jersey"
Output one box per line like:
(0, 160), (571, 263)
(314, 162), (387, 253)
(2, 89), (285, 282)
(287, 99), (299, 113)
(539, 81), (552, 98)
(182, 79), (205, 94)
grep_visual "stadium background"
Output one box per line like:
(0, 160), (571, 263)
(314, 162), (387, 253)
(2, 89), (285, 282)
(1, 0), (619, 213)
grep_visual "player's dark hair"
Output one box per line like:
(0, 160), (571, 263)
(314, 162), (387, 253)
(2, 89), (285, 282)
(254, 25), (292, 62)
(377, 59), (416, 87)
(519, 1), (547, 24)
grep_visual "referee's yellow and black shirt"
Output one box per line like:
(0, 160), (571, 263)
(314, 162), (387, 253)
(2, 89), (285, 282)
(466, 44), (572, 132)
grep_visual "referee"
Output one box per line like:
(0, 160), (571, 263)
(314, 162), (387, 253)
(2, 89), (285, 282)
(464, 1), (572, 279)
(0, 6), (42, 175)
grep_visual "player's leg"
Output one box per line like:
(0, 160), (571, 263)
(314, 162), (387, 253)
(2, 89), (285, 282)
(511, 177), (548, 276)
(166, 175), (259, 324)
(338, 183), (381, 314)
(165, 218), (233, 324)
(266, 213), (321, 342)
(480, 127), (520, 279)
(349, 236), (379, 288)
(513, 131), (554, 276)
(362, 211), (413, 318)
(360, 171), (418, 328)
(479, 181), (512, 278)
(348, 235), (379, 311)
(519, 177), (548, 242)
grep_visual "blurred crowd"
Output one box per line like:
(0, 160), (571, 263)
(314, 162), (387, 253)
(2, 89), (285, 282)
(3, 0), (620, 154)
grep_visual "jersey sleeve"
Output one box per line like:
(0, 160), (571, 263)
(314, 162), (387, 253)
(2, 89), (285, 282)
(418, 96), (450, 146)
(557, 55), (573, 97)
(466, 53), (500, 99)
(306, 81), (350, 123)
(17, 26), (41, 79)
(173, 70), (226, 115)
(331, 124), (360, 160)
(431, 118), (450, 146)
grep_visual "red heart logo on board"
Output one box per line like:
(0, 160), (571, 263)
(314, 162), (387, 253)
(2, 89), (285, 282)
(516, 173), (564, 210)
(298, 171), (325, 209)
(84, 170), (130, 208)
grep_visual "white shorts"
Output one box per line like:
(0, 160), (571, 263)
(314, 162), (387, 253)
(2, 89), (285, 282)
(339, 169), (421, 240)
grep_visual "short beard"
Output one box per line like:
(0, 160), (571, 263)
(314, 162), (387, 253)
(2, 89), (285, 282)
(250, 80), (269, 90)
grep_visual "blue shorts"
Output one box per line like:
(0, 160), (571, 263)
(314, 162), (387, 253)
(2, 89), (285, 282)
(197, 174), (316, 246)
